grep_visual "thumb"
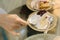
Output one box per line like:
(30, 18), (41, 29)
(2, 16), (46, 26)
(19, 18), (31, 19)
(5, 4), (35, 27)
(3, 26), (20, 36)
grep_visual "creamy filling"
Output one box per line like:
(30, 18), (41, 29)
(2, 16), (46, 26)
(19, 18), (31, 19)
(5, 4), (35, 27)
(28, 12), (54, 30)
(31, 0), (52, 10)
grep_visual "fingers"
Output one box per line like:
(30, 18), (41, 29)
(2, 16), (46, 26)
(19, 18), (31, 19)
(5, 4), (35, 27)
(9, 14), (28, 26)
(12, 24), (20, 30)
(8, 30), (20, 36)
(3, 26), (20, 36)
(16, 17), (28, 26)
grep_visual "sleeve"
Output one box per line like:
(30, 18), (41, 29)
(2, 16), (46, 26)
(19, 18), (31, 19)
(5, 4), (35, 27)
(0, 8), (7, 14)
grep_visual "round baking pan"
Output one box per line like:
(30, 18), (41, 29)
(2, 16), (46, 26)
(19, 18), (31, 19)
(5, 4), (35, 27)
(24, 34), (56, 40)
(27, 11), (57, 32)
(26, 0), (53, 11)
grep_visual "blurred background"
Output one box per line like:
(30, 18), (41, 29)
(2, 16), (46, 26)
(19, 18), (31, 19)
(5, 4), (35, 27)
(0, 0), (60, 40)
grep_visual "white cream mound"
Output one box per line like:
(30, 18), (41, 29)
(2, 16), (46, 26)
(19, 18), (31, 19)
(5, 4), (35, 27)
(53, 36), (60, 40)
(28, 12), (54, 30)
(28, 13), (41, 25)
(31, 0), (39, 10)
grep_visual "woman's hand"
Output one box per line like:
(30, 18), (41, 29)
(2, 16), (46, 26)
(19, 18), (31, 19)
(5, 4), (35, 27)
(0, 14), (27, 35)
